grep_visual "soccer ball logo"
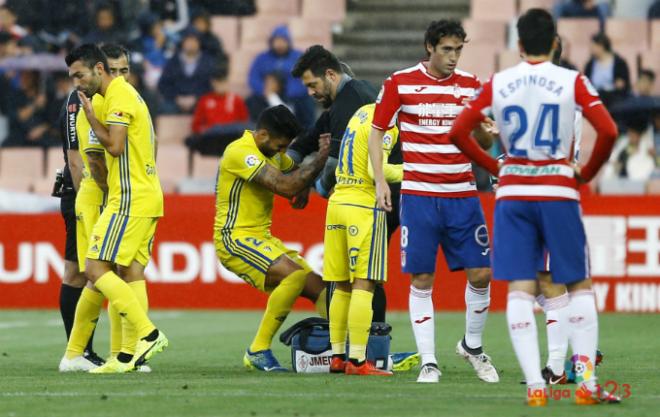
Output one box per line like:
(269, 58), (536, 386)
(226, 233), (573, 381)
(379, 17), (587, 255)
(571, 354), (593, 383)
(245, 155), (260, 167)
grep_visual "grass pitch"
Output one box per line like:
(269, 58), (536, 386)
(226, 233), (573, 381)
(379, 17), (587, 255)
(0, 310), (657, 417)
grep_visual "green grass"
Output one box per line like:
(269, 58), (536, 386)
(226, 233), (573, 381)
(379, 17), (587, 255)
(0, 311), (657, 417)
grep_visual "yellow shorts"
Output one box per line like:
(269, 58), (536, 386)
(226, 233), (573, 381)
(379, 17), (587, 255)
(75, 200), (104, 272)
(87, 210), (159, 267)
(215, 229), (312, 292)
(323, 202), (388, 283)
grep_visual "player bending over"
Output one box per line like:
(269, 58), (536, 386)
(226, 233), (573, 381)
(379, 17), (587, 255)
(214, 105), (330, 372)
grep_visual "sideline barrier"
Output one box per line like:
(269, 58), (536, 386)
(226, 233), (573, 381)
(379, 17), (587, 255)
(1, 194), (659, 312)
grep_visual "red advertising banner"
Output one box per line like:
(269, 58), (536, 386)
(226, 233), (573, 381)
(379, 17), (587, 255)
(1, 194), (659, 312)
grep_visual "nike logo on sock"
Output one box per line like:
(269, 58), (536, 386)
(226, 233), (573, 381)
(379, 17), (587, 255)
(474, 307), (489, 314)
(414, 316), (431, 324)
(546, 319), (557, 325)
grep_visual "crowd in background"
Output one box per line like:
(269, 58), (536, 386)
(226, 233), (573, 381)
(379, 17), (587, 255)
(0, 0), (659, 185)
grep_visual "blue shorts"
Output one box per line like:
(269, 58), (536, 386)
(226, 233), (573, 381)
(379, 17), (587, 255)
(400, 194), (491, 274)
(493, 200), (589, 284)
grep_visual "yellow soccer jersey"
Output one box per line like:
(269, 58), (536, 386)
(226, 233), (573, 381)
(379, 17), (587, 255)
(214, 130), (295, 232)
(76, 94), (106, 206)
(332, 104), (402, 206)
(102, 76), (163, 217)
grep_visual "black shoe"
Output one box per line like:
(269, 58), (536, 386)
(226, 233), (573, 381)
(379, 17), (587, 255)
(541, 366), (567, 385)
(83, 350), (106, 366)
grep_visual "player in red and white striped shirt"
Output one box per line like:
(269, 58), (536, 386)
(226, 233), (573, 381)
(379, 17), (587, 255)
(447, 9), (619, 406)
(368, 20), (499, 384)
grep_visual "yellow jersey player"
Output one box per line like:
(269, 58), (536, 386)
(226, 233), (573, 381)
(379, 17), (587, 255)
(323, 104), (402, 376)
(65, 44), (167, 372)
(215, 105), (330, 371)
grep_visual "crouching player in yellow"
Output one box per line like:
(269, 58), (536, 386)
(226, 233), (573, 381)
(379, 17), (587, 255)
(214, 105), (330, 371)
(324, 104), (402, 376)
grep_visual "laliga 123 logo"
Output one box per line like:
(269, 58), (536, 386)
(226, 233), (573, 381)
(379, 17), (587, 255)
(245, 155), (260, 167)
(571, 354), (593, 383)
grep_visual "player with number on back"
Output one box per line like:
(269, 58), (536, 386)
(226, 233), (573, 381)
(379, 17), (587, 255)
(369, 19), (499, 384)
(447, 9), (620, 406)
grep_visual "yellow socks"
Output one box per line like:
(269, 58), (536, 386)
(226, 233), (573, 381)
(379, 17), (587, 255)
(120, 280), (149, 355)
(315, 287), (328, 319)
(348, 289), (374, 362)
(108, 303), (122, 357)
(65, 287), (104, 359)
(94, 271), (155, 339)
(250, 269), (307, 352)
(329, 288), (351, 355)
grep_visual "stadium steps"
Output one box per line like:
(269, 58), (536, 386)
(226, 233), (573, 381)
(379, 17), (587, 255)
(334, 0), (471, 87)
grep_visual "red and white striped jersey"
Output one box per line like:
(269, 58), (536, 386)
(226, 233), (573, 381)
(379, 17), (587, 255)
(372, 62), (481, 197)
(467, 61), (601, 201)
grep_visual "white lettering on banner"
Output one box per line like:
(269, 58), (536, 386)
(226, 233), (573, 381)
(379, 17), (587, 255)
(153, 242), (200, 283)
(592, 283), (609, 312)
(34, 243), (64, 283)
(615, 283), (660, 312)
(583, 216), (626, 277)
(0, 243), (64, 283)
(627, 217), (660, 277)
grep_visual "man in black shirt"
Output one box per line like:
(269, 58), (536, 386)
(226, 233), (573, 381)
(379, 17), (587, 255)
(289, 47), (412, 369)
(56, 88), (103, 367)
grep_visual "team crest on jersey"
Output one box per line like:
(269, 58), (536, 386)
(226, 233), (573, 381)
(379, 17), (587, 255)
(474, 224), (489, 247)
(383, 134), (393, 148)
(245, 155), (260, 167)
(358, 109), (369, 123)
(88, 128), (100, 145)
(348, 225), (359, 236)
(453, 83), (461, 98)
(376, 86), (384, 104)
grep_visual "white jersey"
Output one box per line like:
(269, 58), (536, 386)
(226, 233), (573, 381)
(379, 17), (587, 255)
(467, 61), (601, 200)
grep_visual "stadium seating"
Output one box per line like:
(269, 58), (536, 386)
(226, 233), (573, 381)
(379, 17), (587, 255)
(46, 147), (64, 179)
(156, 144), (190, 193)
(0, 148), (43, 193)
(518, 0), (556, 13)
(228, 45), (264, 95)
(240, 16), (290, 46)
(256, 0), (299, 16)
(156, 115), (193, 145)
(457, 44), (497, 82)
(463, 19), (507, 50)
(210, 16), (240, 54)
(557, 19), (600, 51)
(497, 49), (521, 71)
(647, 178), (660, 194)
(470, 0), (517, 22)
(301, 0), (346, 22)
(289, 18), (333, 49)
(652, 20), (660, 50)
(640, 51), (660, 94)
(606, 19), (649, 53)
(192, 153), (220, 179)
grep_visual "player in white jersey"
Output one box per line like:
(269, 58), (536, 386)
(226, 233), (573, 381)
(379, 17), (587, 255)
(447, 9), (619, 406)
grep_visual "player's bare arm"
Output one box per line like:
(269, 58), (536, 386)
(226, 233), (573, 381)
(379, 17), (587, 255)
(67, 149), (83, 192)
(252, 134), (330, 198)
(368, 127), (391, 212)
(86, 150), (109, 193)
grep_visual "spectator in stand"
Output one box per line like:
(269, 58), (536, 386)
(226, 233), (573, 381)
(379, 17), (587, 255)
(127, 62), (162, 119)
(248, 25), (316, 128)
(82, 2), (128, 46)
(245, 72), (289, 124)
(4, 70), (56, 147)
(611, 69), (658, 130)
(649, 0), (660, 19)
(138, 14), (177, 89)
(149, 0), (190, 35)
(189, 0), (255, 16)
(556, 0), (609, 31)
(0, 5), (27, 39)
(185, 67), (249, 156)
(635, 69), (656, 97)
(605, 118), (655, 180)
(188, 9), (226, 62)
(158, 31), (215, 114)
(584, 33), (631, 109)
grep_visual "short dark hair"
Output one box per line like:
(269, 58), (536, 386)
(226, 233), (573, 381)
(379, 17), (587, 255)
(211, 66), (228, 80)
(100, 43), (129, 63)
(424, 19), (467, 53)
(639, 68), (656, 82)
(517, 8), (556, 55)
(256, 105), (302, 140)
(65, 43), (109, 72)
(591, 32), (611, 52)
(291, 45), (342, 78)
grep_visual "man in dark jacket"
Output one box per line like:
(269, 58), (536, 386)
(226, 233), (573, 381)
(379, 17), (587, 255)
(584, 32), (630, 109)
(248, 25), (315, 128)
(158, 31), (216, 114)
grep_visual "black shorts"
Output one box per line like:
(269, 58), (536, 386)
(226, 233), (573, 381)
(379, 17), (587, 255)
(60, 190), (78, 263)
(386, 182), (401, 241)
